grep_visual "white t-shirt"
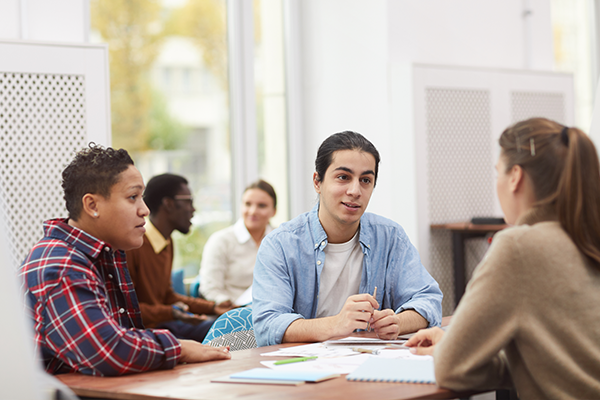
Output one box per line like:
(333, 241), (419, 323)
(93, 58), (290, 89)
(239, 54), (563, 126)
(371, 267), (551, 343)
(316, 230), (364, 318)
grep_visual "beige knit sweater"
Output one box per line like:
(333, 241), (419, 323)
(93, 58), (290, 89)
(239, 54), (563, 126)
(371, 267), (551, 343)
(434, 208), (600, 399)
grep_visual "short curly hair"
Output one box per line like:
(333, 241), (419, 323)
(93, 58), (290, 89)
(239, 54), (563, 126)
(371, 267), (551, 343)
(62, 143), (134, 220)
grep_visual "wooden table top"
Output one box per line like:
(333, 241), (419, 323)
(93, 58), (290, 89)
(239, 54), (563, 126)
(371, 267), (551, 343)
(57, 318), (478, 400)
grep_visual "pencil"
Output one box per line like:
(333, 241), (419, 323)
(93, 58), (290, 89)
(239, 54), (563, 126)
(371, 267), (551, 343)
(273, 356), (318, 365)
(366, 286), (377, 332)
(352, 347), (380, 355)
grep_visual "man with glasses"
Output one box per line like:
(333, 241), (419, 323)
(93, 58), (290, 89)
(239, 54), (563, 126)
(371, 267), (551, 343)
(126, 173), (233, 342)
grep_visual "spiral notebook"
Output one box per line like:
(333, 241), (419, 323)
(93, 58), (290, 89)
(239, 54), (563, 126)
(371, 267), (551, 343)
(346, 357), (436, 384)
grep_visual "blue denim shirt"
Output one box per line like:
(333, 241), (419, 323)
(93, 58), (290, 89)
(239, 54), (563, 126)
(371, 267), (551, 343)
(253, 204), (443, 347)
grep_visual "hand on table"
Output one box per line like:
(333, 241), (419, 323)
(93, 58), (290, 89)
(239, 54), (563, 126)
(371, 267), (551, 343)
(405, 326), (446, 355)
(370, 309), (401, 339)
(329, 294), (379, 337)
(179, 340), (231, 364)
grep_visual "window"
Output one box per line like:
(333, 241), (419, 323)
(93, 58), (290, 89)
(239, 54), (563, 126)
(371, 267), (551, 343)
(551, 0), (595, 130)
(91, 0), (233, 278)
(254, 0), (290, 225)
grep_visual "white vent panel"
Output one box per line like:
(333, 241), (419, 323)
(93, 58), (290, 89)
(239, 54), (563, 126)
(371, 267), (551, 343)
(0, 72), (86, 267)
(425, 87), (496, 315)
(426, 88), (496, 224)
(511, 91), (566, 124)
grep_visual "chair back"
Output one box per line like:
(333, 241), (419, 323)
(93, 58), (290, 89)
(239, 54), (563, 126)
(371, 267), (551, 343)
(203, 307), (257, 351)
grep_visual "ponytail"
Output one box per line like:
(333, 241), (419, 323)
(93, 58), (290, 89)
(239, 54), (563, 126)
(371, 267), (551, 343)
(499, 118), (600, 267)
(556, 128), (600, 264)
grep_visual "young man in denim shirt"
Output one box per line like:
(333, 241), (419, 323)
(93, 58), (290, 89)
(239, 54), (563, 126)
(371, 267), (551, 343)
(253, 131), (442, 347)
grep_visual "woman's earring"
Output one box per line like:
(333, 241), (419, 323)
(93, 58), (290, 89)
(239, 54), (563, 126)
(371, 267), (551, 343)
(94, 212), (98, 217)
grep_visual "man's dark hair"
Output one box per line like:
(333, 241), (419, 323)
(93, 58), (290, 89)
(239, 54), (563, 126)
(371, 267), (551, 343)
(62, 143), (134, 221)
(143, 173), (189, 215)
(315, 131), (381, 185)
(244, 179), (277, 209)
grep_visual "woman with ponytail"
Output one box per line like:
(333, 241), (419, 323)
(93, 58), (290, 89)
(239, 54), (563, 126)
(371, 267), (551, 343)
(406, 118), (600, 399)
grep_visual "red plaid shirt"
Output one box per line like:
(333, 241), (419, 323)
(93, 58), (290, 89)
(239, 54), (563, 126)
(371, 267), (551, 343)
(20, 219), (181, 376)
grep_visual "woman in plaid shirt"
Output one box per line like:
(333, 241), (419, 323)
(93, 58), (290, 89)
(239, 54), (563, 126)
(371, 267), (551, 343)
(20, 144), (230, 376)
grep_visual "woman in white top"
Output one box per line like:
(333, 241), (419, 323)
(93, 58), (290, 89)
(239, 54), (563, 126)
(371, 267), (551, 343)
(200, 180), (277, 306)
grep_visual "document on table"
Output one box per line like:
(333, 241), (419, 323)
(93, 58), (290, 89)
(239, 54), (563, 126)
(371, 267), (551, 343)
(261, 337), (431, 375)
(324, 336), (408, 347)
(261, 336), (409, 358)
(261, 342), (356, 358)
(261, 354), (372, 374)
(261, 351), (431, 375)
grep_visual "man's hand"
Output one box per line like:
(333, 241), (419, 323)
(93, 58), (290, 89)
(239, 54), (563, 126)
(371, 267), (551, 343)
(178, 340), (231, 363)
(282, 294), (379, 343)
(218, 300), (233, 309)
(371, 309), (429, 339)
(328, 294), (379, 337)
(172, 301), (208, 325)
(370, 309), (400, 339)
(214, 300), (235, 316)
(405, 326), (445, 356)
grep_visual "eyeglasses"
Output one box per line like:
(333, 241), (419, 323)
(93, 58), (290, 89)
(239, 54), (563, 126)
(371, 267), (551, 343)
(173, 195), (194, 205)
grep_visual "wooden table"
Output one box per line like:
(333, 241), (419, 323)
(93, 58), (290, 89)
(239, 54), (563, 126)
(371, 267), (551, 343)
(57, 318), (483, 400)
(431, 222), (507, 307)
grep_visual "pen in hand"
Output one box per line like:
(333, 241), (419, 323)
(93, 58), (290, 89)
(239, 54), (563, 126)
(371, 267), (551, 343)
(366, 286), (377, 332)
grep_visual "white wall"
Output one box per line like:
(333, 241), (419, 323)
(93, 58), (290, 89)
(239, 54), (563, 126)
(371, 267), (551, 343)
(0, 0), (88, 42)
(388, 0), (554, 70)
(297, 1), (391, 213)
(0, 0), (21, 39)
(0, 0), (558, 248)
(294, 0), (555, 247)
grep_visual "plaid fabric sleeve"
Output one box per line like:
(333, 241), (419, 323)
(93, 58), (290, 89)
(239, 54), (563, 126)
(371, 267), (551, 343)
(43, 270), (181, 376)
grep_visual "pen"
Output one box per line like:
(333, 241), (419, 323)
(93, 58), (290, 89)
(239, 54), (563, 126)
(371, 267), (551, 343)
(367, 286), (377, 331)
(273, 356), (318, 365)
(352, 347), (380, 355)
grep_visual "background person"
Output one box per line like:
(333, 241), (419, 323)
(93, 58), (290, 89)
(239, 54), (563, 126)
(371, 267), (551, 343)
(253, 131), (442, 347)
(406, 118), (600, 399)
(126, 173), (233, 342)
(200, 179), (276, 305)
(20, 145), (230, 376)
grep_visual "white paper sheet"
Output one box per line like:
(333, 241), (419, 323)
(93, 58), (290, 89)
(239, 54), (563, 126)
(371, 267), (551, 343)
(260, 354), (372, 374)
(260, 350), (431, 375)
(260, 342), (356, 358)
(259, 337), (432, 375)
